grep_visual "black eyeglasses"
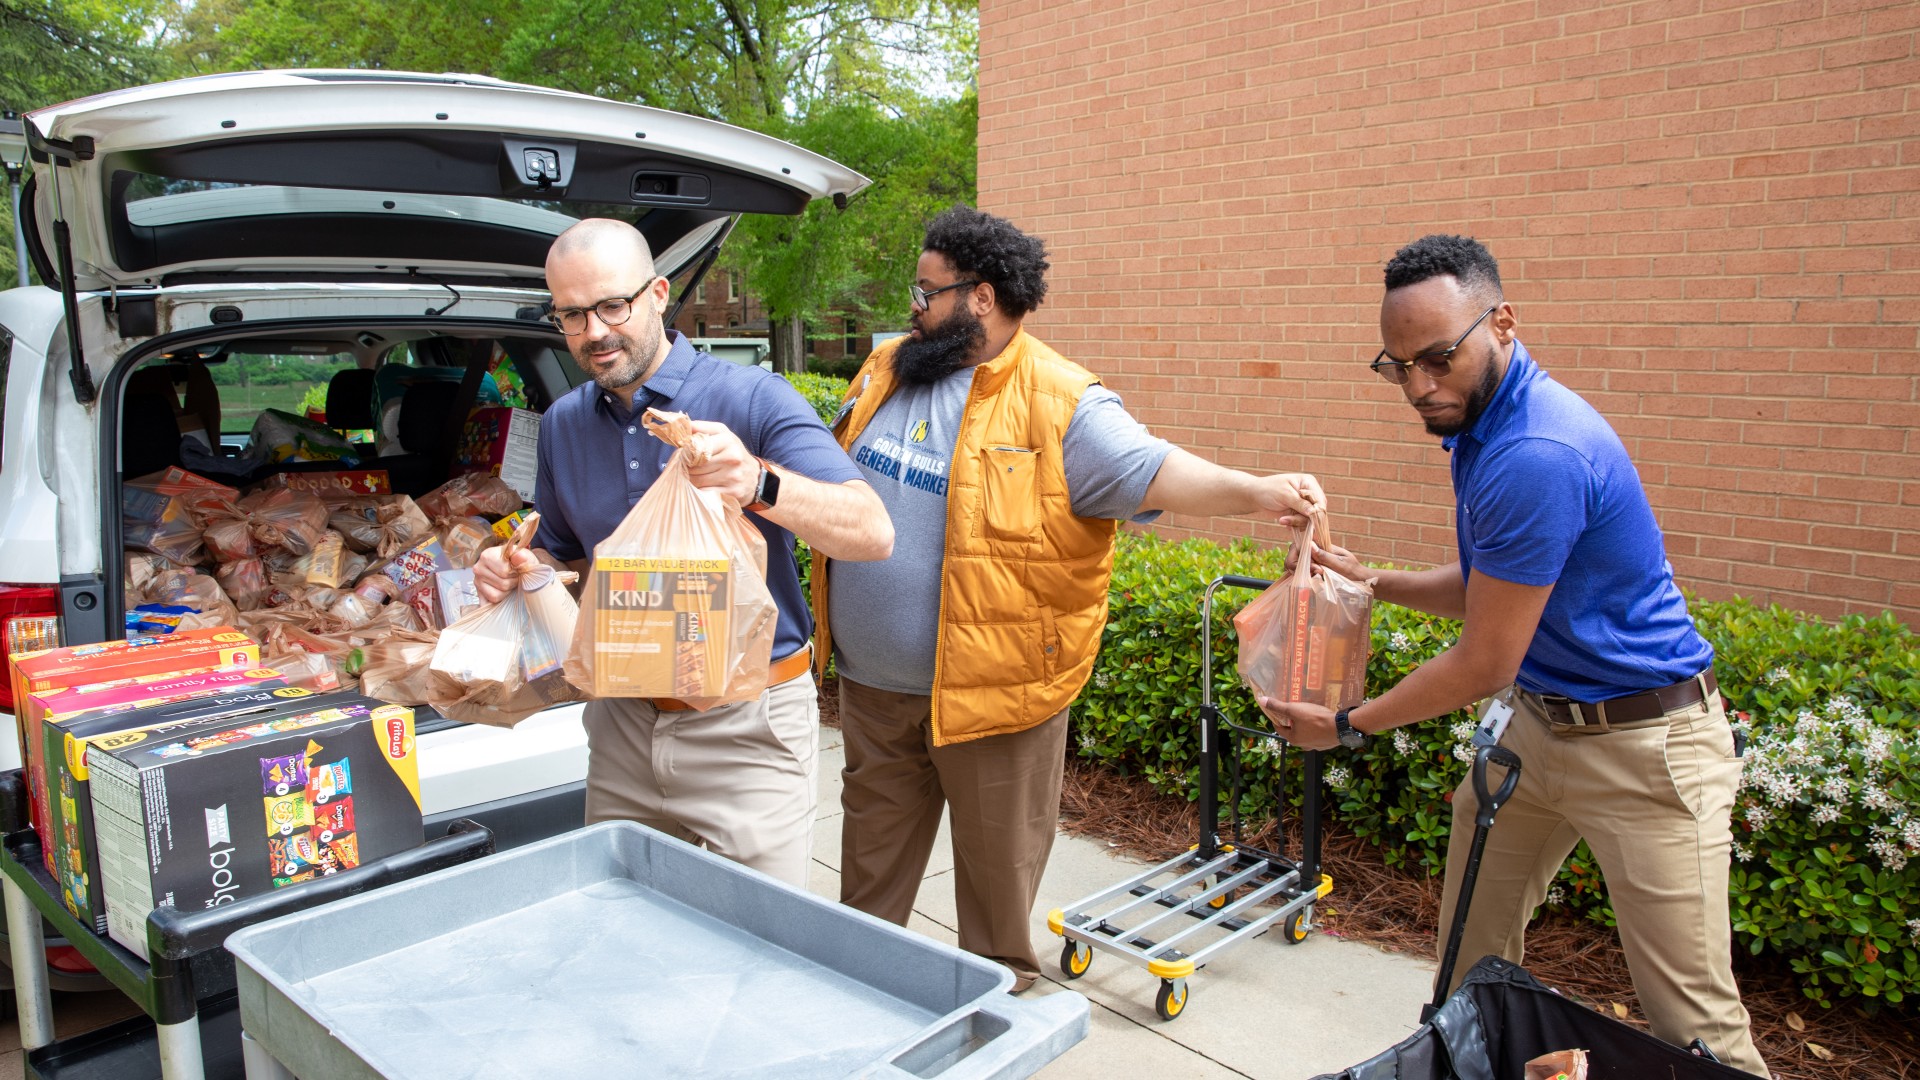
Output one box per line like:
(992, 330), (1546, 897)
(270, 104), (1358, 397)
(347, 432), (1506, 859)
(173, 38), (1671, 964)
(547, 280), (659, 336)
(909, 280), (980, 311)
(1369, 303), (1498, 384)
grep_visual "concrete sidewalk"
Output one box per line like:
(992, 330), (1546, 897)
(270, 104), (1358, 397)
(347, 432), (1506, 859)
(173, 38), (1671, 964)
(807, 724), (1439, 1080)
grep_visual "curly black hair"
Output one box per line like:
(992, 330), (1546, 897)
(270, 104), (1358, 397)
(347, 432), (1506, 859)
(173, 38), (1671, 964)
(923, 205), (1050, 318)
(1383, 234), (1503, 300)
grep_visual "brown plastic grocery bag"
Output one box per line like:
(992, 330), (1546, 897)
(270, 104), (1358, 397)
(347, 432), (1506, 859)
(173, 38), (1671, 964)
(1235, 513), (1374, 711)
(359, 628), (442, 705)
(427, 513), (582, 727)
(564, 409), (777, 709)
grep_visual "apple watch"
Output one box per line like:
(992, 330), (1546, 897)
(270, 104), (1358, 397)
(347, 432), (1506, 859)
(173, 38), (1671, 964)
(1334, 706), (1366, 750)
(746, 459), (781, 513)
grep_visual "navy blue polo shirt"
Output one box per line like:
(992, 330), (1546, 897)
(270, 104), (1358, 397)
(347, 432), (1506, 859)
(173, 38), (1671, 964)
(532, 331), (863, 661)
(1444, 340), (1713, 701)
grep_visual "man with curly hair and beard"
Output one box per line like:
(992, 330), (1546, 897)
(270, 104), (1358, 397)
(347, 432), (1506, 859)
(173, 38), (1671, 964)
(810, 205), (1326, 991)
(1265, 234), (1767, 1075)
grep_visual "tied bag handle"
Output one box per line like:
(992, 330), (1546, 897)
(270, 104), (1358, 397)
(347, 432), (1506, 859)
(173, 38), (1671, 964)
(500, 511), (576, 592)
(1287, 508), (1335, 589)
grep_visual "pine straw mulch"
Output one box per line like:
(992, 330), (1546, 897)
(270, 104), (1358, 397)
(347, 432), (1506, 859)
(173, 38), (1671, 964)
(1054, 758), (1919, 1080)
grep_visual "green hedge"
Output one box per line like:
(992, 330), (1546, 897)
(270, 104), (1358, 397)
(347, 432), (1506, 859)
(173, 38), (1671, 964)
(784, 371), (850, 425)
(1073, 530), (1919, 1011)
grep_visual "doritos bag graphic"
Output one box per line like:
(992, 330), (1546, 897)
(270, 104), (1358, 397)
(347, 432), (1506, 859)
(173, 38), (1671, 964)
(1235, 514), (1374, 711)
(564, 409), (777, 709)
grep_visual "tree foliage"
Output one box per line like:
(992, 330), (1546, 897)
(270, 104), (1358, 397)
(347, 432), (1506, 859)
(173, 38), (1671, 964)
(0, 0), (977, 350)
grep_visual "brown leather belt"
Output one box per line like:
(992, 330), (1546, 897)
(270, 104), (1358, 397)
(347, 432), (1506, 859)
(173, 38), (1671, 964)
(650, 646), (813, 713)
(1528, 669), (1718, 733)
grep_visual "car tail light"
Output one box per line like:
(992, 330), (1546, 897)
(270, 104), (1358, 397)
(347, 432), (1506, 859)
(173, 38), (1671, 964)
(0, 584), (63, 711)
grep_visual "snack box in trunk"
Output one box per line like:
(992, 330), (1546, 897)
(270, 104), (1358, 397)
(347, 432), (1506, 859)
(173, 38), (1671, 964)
(8, 628), (260, 856)
(39, 676), (333, 933)
(85, 691), (421, 959)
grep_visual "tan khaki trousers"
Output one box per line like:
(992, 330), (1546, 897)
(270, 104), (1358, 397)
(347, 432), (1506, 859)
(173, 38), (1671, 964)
(583, 671), (819, 889)
(1438, 687), (1769, 1077)
(837, 677), (1068, 990)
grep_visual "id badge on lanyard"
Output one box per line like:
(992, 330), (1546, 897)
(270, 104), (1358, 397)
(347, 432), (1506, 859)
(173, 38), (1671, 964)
(1472, 690), (1516, 749)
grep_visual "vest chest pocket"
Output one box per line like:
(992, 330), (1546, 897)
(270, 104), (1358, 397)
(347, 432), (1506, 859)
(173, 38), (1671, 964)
(980, 445), (1042, 545)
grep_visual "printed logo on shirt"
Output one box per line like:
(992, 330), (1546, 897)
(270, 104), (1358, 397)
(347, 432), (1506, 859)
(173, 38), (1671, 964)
(855, 431), (950, 497)
(908, 419), (929, 444)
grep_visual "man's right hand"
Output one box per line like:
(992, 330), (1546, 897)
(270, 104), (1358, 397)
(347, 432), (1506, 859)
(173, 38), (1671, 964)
(473, 544), (540, 604)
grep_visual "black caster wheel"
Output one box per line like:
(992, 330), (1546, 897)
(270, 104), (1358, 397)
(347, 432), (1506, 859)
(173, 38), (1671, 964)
(1155, 977), (1189, 1021)
(1282, 906), (1311, 944)
(1060, 939), (1092, 980)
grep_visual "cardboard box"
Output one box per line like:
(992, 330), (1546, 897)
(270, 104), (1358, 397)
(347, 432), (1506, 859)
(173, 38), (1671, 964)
(256, 470), (392, 498)
(455, 407), (539, 502)
(10, 629), (259, 852)
(588, 557), (733, 698)
(40, 677), (331, 932)
(436, 569), (483, 627)
(86, 691), (421, 959)
(490, 509), (530, 541)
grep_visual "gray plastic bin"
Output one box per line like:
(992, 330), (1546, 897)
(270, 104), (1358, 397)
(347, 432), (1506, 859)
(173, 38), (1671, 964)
(225, 820), (1088, 1079)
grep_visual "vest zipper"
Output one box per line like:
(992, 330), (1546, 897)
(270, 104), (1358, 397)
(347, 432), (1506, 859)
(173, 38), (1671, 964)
(929, 380), (984, 743)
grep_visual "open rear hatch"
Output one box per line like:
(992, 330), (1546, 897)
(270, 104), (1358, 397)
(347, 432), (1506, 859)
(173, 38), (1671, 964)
(21, 69), (869, 400)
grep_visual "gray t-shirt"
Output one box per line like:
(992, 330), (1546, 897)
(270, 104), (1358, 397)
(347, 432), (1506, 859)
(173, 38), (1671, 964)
(829, 369), (1173, 695)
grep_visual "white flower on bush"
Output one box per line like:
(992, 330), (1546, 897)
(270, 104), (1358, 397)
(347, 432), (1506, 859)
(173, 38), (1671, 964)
(1324, 764), (1352, 790)
(1908, 918), (1920, 948)
(1392, 730), (1418, 757)
(1389, 631), (1412, 652)
(1735, 692), (1916, 872)
(1450, 719), (1476, 742)
(1544, 885), (1566, 906)
(1252, 737), (1285, 761)
(1452, 743), (1475, 763)
(1732, 842), (1754, 862)
(1764, 667), (1789, 687)
(1092, 671), (1111, 689)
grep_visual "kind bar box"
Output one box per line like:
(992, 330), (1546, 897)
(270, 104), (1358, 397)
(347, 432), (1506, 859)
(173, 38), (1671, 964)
(590, 557), (733, 697)
(10, 629), (259, 853)
(87, 691), (421, 960)
(455, 407), (540, 502)
(43, 679), (331, 933)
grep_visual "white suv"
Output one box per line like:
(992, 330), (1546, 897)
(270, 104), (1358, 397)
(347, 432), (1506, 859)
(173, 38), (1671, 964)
(0, 70), (864, 856)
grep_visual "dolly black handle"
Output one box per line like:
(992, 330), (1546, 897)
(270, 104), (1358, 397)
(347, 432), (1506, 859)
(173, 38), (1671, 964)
(1429, 745), (1524, 1019)
(1471, 745), (1522, 829)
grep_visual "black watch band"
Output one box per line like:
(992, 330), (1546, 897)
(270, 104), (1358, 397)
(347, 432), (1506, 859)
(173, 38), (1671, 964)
(1334, 706), (1366, 750)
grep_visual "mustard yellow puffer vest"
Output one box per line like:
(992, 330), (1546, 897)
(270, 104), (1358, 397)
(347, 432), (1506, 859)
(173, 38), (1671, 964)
(811, 331), (1119, 746)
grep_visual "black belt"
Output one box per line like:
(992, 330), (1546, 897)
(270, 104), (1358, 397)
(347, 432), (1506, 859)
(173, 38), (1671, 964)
(1528, 669), (1718, 732)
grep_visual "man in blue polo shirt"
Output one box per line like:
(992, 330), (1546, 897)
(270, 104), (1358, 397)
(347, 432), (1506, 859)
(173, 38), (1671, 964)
(475, 218), (893, 888)
(1266, 235), (1767, 1076)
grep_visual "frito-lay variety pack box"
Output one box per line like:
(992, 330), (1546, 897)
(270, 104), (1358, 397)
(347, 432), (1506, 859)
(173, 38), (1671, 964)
(39, 675), (334, 932)
(9, 629), (259, 854)
(86, 691), (421, 959)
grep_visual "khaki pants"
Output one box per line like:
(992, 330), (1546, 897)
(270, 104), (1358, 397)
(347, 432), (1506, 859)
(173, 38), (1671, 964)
(837, 677), (1068, 991)
(1438, 686), (1769, 1077)
(583, 671), (819, 889)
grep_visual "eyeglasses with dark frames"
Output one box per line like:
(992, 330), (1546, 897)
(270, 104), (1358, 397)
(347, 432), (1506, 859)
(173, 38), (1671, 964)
(547, 279), (660, 336)
(1369, 303), (1499, 385)
(909, 280), (981, 311)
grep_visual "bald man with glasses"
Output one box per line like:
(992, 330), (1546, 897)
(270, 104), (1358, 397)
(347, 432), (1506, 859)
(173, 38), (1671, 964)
(1265, 234), (1768, 1076)
(474, 217), (893, 888)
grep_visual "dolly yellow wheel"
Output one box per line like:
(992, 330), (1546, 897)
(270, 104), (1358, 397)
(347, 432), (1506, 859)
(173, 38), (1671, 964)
(1060, 940), (1092, 980)
(1155, 977), (1189, 1021)
(1282, 907), (1310, 944)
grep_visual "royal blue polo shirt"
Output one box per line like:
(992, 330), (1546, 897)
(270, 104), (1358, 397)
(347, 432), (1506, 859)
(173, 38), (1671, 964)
(532, 331), (863, 661)
(1444, 340), (1714, 701)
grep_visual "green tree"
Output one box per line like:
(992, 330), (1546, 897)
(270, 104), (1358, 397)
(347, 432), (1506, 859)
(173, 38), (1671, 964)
(1, 0), (179, 286)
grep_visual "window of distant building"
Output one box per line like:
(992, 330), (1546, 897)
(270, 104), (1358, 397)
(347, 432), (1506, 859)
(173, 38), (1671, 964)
(845, 318), (858, 356)
(695, 318), (707, 337)
(695, 280), (706, 304)
(727, 274), (739, 303)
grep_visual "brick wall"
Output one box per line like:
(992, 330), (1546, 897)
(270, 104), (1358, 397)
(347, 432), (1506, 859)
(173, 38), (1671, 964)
(978, 0), (1919, 621)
